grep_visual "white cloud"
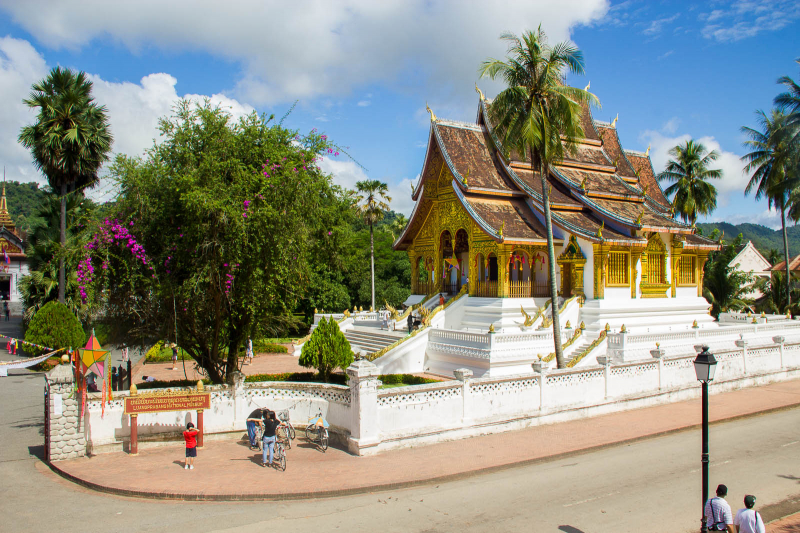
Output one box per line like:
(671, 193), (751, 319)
(661, 117), (680, 134)
(641, 130), (751, 207)
(642, 13), (679, 36)
(708, 208), (782, 230)
(357, 100), (371, 107)
(0, 0), (610, 106)
(317, 158), (416, 215)
(0, 36), (49, 186)
(700, 0), (800, 42)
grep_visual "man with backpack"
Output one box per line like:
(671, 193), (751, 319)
(733, 495), (765, 533)
(704, 484), (734, 532)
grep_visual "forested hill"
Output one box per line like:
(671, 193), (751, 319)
(2, 181), (48, 233)
(696, 222), (800, 260)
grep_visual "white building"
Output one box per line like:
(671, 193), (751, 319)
(729, 241), (772, 298)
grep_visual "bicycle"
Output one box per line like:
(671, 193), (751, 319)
(277, 410), (296, 448)
(253, 425), (287, 471)
(305, 410), (329, 451)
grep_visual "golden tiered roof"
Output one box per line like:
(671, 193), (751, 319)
(0, 186), (15, 229)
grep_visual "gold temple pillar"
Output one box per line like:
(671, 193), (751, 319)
(630, 248), (644, 299)
(497, 248), (511, 297)
(670, 237), (684, 298)
(592, 244), (609, 300)
(697, 252), (710, 297)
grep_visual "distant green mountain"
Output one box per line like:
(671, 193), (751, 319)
(696, 222), (800, 261)
(3, 181), (49, 234)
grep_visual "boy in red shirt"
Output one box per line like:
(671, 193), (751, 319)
(183, 422), (199, 469)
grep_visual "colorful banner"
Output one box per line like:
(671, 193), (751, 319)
(124, 392), (210, 415)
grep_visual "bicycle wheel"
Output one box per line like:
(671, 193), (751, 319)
(320, 428), (329, 451)
(281, 426), (291, 450)
(277, 444), (286, 471)
(305, 424), (316, 442)
(288, 424), (296, 441)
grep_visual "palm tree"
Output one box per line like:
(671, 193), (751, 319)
(18, 66), (112, 304)
(355, 180), (391, 311)
(479, 28), (599, 369)
(741, 110), (797, 311)
(657, 140), (721, 226)
(775, 59), (800, 128)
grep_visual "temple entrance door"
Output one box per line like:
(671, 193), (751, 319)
(454, 229), (469, 293)
(0, 277), (9, 301)
(562, 266), (573, 297)
(488, 256), (498, 281)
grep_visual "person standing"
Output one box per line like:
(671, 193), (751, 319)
(407, 312), (413, 334)
(183, 422), (199, 470)
(246, 338), (253, 365)
(704, 484), (734, 532)
(734, 495), (765, 533)
(439, 293), (445, 307)
(171, 344), (178, 371)
(261, 410), (280, 468)
(121, 345), (129, 365)
(246, 407), (267, 449)
(4, 301), (8, 321)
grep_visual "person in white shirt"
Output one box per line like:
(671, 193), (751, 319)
(734, 495), (765, 533)
(704, 484), (734, 532)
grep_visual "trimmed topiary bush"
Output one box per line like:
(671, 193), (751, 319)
(252, 340), (289, 354)
(299, 317), (353, 382)
(24, 301), (86, 355)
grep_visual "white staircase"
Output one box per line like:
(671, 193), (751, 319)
(344, 327), (405, 356)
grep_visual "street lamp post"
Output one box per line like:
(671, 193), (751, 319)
(694, 345), (717, 533)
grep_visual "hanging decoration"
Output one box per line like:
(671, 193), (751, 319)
(79, 330), (109, 418)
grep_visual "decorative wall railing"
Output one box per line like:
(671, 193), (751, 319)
(475, 281), (498, 297)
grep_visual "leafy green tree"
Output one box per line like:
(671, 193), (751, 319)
(23, 301), (86, 355)
(754, 271), (800, 316)
(355, 179), (391, 311)
(703, 234), (756, 317)
(18, 67), (112, 304)
(658, 140), (721, 226)
(87, 101), (352, 383)
(741, 110), (798, 311)
(19, 192), (95, 322)
(298, 317), (353, 382)
(479, 27), (599, 368)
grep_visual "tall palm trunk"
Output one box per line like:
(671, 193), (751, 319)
(59, 183), (66, 304)
(540, 163), (564, 367)
(370, 221), (375, 311)
(780, 198), (791, 310)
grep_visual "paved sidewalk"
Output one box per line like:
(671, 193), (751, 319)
(769, 512), (800, 532)
(50, 378), (800, 501)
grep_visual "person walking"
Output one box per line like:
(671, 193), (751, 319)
(121, 345), (129, 365)
(704, 484), (734, 532)
(407, 312), (413, 334)
(734, 495), (765, 533)
(246, 407), (267, 449)
(183, 422), (199, 470)
(439, 293), (445, 307)
(246, 338), (253, 365)
(261, 410), (280, 468)
(171, 344), (178, 371)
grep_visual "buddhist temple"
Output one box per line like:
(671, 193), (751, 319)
(393, 87), (721, 334)
(0, 186), (28, 306)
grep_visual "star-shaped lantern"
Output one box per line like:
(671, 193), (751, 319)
(79, 330), (109, 380)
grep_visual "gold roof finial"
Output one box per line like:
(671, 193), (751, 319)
(611, 113), (618, 127)
(498, 222), (505, 238)
(584, 81), (590, 91)
(642, 184), (649, 196)
(463, 169), (470, 186)
(426, 103), (437, 122)
(0, 181), (15, 230)
(645, 144), (651, 156)
(475, 84), (485, 101)
(580, 176), (587, 190)
(597, 220), (604, 239)
(636, 210), (643, 225)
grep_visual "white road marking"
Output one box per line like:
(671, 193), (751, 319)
(563, 491), (620, 508)
(690, 460), (731, 473)
(782, 441), (799, 447)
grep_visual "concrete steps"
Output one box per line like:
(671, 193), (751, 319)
(344, 328), (404, 355)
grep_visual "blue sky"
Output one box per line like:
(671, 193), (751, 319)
(0, 0), (798, 228)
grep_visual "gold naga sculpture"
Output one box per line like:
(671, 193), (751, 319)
(520, 306), (536, 327)
(385, 301), (399, 321)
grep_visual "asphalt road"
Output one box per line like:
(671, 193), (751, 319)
(1, 367), (800, 533)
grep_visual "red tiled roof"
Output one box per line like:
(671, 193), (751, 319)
(770, 255), (800, 272)
(596, 126), (636, 179)
(626, 151), (672, 211)
(461, 194), (549, 242)
(511, 168), (582, 207)
(435, 122), (519, 192)
(555, 167), (637, 197)
(588, 197), (689, 231)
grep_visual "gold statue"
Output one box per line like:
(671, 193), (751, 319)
(565, 320), (572, 329)
(359, 305), (363, 312)
(605, 323), (611, 332)
(580, 176), (587, 190)
(620, 324), (627, 333)
(580, 321), (585, 330)
(636, 211), (643, 225)
(489, 323), (495, 333)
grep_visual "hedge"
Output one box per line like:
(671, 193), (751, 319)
(24, 301), (86, 355)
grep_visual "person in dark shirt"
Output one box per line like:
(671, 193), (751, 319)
(246, 408), (267, 449)
(261, 410), (280, 467)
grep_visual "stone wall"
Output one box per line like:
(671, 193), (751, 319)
(45, 364), (86, 461)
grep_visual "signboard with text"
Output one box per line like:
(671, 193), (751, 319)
(124, 392), (210, 415)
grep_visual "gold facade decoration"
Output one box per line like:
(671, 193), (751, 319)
(640, 233), (669, 298)
(557, 236), (586, 299)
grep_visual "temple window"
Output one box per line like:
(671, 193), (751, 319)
(678, 255), (696, 285)
(607, 251), (630, 286)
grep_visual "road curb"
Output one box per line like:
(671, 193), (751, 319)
(45, 400), (800, 502)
